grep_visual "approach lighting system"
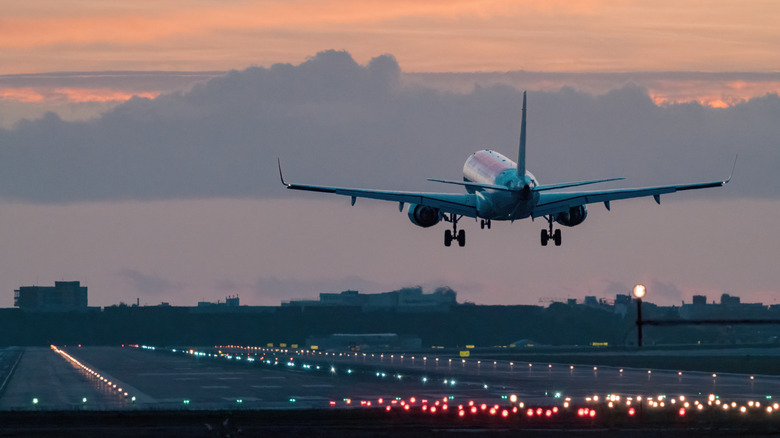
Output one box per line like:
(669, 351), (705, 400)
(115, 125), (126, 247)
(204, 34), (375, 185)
(633, 284), (646, 299)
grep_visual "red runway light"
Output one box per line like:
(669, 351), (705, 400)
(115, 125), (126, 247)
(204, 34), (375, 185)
(385, 405), (391, 411)
(527, 409), (534, 417)
(410, 397), (416, 404)
(589, 410), (596, 418)
(536, 408), (543, 416)
(404, 404), (410, 411)
(502, 409), (509, 417)
(679, 408), (686, 416)
(545, 410), (552, 417)
(459, 410), (465, 417)
(489, 408), (497, 415)
(471, 406), (477, 414)
(481, 403), (487, 411)
(430, 407), (437, 414)
(628, 407), (635, 416)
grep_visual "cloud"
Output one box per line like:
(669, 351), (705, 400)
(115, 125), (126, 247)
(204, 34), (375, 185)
(0, 50), (777, 203)
(116, 268), (184, 295)
(647, 279), (685, 305)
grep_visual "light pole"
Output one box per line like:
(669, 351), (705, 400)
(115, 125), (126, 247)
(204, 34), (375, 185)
(633, 284), (646, 348)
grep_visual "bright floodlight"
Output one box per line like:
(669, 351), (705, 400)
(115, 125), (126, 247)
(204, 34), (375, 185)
(633, 284), (646, 299)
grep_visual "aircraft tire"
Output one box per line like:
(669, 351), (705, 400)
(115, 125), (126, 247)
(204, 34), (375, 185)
(554, 229), (562, 246)
(457, 230), (466, 247)
(541, 229), (549, 246)
(445, 230), (452, 247)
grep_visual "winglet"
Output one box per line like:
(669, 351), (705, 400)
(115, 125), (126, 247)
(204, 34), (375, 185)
(277, 158), (289, 187)
(517, 91), (527, 179)
(724, 154), (738, 184)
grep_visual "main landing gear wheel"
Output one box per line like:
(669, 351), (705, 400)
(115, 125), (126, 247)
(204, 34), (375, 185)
(480, 219), (491, 230)
(541, 216), (562, 246)
(444, 214), (465, 247)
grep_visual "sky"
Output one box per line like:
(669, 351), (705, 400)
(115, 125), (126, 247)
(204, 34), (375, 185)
(0, 1), (778, 308)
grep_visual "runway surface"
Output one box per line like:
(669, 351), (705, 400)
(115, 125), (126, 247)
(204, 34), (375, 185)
(2, 345), (780, 412)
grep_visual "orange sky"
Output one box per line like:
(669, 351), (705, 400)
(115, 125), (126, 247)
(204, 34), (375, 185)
(2, 0), (779, 74)
(1, 0), (779, 111)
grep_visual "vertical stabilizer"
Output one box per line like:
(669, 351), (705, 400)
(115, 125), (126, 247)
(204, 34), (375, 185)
(517, 91), (527, 178)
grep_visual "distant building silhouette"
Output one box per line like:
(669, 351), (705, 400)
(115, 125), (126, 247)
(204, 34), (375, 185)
(679, 293), (766, 320)
(13, 281), (87, 312)
(198, 295), (240, 308)
(583, 296), (599, 307)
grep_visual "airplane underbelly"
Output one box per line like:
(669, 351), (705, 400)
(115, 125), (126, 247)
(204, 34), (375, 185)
(476, 192), (532, 220)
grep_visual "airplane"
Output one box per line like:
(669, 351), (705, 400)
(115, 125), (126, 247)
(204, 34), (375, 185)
(279, 91), (734, 247)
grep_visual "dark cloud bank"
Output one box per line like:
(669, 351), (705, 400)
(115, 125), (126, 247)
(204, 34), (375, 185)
(1, 50), (777, 203)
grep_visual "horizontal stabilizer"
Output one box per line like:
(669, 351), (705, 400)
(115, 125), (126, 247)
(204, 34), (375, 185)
(535, 177), (624, 192)
(427, 178), (516, 192)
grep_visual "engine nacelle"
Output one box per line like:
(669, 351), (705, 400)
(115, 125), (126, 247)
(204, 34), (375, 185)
(408, 204), (441, 228)
(554, 205), (587, 227)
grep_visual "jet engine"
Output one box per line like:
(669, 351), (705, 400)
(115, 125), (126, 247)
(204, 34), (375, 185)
(554, 205), (587, 227)
(408, 204), (441, 228)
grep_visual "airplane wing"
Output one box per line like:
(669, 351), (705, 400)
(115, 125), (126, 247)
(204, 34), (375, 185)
(533, 179), (728, 218)
(279, 161), (477, 217)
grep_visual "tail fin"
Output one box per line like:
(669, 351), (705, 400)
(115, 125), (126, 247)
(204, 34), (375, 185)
(517, 91), (527, 178)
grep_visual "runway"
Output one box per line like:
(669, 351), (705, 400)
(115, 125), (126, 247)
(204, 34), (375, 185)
(2, 345), (779, 413)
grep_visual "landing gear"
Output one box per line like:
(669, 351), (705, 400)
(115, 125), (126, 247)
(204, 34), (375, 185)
(444, 214), (465, 247)
(480, 219), (491, 230)
(541, 216), (562, 246)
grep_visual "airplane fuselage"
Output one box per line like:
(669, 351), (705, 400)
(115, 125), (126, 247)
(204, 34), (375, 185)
(463, 149), (538, 220)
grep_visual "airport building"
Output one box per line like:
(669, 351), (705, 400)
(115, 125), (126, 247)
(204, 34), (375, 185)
(13, 281), (88, 312)
(283, 287), (457, 312)
(305, 333), (422, 351)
